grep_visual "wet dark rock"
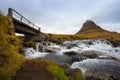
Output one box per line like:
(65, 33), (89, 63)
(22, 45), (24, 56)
(64, 51), (78, 56)
(108, 40), (120, 47)
(44, 47), (56, 53)
(85, 72), (119, 80)
(37, 43), (56, 53)
(42, 54), (73, 65)
(97, 56), (119, 61)
(79, 59), (120, 79)
(60, 64), (83, 80)
(63, 51), (99, 63)
(80, 51), (99, 58)
(63, 51), (85, 62)
(65, 68), (83, 80)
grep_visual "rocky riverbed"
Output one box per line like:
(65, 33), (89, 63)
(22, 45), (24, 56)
(23, 39), (120, 80)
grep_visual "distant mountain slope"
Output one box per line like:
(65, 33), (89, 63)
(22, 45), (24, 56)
(76, 20), (120, 39)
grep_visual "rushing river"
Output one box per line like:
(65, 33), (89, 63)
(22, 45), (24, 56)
(23, 39), (120, 79)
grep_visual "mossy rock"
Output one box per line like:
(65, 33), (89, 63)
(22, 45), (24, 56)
(0, 14), (25, 80)
(69, 68), (83, 80)
(14, 59), (83, 80)
(23, 41), (36, 49)
(47, 61), (69, 80)
(14, 59), (69, 80)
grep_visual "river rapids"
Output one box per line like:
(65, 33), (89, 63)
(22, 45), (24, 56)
(23, 39), (120, 79)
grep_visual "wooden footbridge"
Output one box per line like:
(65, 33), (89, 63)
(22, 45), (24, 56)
(8, 8), (45, 41)
(8, 8), (40, 35)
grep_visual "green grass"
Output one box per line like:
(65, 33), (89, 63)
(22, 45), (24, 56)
(47, 62), (69, 80)
(0, 13), (25, 80)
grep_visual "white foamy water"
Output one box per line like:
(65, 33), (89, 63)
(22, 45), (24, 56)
(24, 43), (50, 59)
(24, 39), (120, 60)
(71, 59), (120, 75)
(23, 39), (120, 79)
(62, 39), (120, 60)
(71, 59), (107, 73)
(24, 48), (48, 59)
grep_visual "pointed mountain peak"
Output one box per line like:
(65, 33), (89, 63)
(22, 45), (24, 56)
(84, 20), (96, 26)
(76, 20), (105, 34)
(78, 20), (101, 32)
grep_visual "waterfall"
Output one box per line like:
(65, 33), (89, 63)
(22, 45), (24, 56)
(36, 43), (45, 52)
(62, 39), (120, 60)
(23, 39), (120, 60)
(23, 43), (48, 59)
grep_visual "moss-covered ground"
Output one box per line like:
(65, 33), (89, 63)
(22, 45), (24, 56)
(0, 14), (25, 80)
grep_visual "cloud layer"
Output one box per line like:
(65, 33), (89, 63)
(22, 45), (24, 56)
(0, 0), (120, 34)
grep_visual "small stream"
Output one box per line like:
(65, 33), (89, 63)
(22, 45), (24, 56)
(23, 39), (120, 79)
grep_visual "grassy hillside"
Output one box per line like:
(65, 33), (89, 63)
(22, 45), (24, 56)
(46, 33), (88, 44)
(76, 20), (120, 45)
(0, 14), (25, 80)
(76, 28), (120, 39)
(45, 31), (120, 46)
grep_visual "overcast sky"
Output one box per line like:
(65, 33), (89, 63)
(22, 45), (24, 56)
(0, 0), (120, 34)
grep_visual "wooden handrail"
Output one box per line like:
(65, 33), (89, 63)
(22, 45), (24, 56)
(8, 8), (40, 31)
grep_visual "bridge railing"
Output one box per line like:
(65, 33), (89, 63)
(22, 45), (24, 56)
(8, 8), (40, 31)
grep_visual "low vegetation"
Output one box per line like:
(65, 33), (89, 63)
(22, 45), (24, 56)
(23, 41), (36, 49)
(46, 29), (120, 46)
(46, 33), (88, 44)
(0, 13), (25, 80)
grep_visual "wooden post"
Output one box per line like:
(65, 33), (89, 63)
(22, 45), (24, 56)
(7, 8), (13, 17)
(20, 16), (22, 21)
(39, 28), (41, 32)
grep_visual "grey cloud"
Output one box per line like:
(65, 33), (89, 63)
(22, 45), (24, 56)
(0, 0), (120, 34)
